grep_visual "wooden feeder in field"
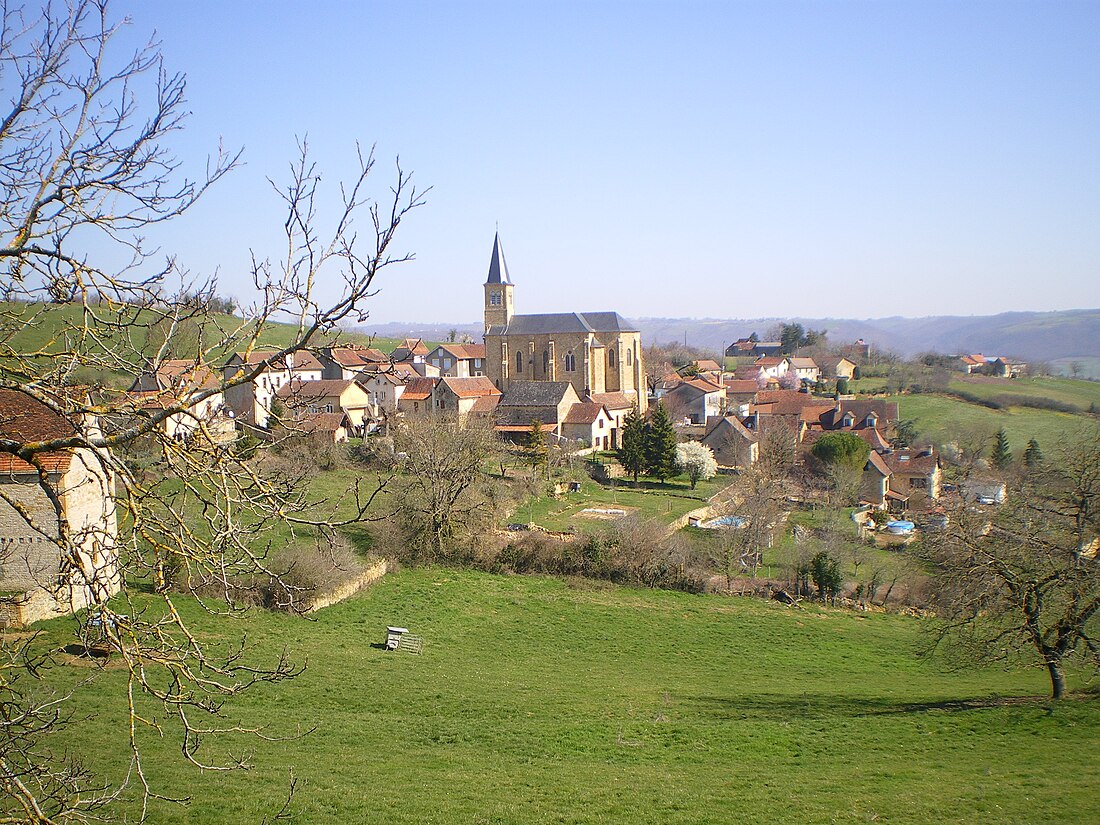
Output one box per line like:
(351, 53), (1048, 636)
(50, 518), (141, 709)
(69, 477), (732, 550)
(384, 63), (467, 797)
(385, 626), (408, 650)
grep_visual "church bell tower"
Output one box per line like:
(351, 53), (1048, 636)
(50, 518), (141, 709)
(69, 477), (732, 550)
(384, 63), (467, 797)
(483, 232), (514, 334)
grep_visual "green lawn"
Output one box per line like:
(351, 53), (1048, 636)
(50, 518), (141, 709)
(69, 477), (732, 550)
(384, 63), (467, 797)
(891, 393), (1098, 455)
(509, 473), (729, 531)
(41, 568), (1100, 824)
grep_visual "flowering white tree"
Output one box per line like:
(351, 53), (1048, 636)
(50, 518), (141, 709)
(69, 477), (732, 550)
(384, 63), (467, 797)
(676, 441), (717, 489)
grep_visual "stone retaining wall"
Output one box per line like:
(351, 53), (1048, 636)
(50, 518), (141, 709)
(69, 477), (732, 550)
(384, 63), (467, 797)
(303, 559), (389, 613)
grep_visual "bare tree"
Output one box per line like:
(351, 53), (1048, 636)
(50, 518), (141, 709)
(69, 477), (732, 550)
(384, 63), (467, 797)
(387, 413), (501, 561)
(0, 2), (422, 820)
(919, 432), (1100, 699)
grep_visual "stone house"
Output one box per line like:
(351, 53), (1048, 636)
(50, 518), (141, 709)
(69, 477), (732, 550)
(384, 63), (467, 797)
(318, 345), (389, 380)
(561, 402), (616, 451)
(788, 357), (821, 384)
(426, 343), (487, 378)
(127, 359), (234, 442)
(860, 447), (942, 512)
(701, 415), (758, 469)
(753, 356), (790, 380)
(586, 391), (636, 445)
(358, 369), (407, 416)
(0, 390), (119, 627)
(431, 377), (502, 422)
(223, 350), (324, 427)
(397, 377), (439, 415)
(481, 233), (647, 414)
(494, 381), (581, 442)
(275, 378), (373, 431)
(390, 338), (430, 365)
(664, 377), (726, 425)
(819, 356), (857, 381)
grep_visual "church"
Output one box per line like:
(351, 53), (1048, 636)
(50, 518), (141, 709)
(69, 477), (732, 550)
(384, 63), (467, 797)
(481, 234), (647, 414)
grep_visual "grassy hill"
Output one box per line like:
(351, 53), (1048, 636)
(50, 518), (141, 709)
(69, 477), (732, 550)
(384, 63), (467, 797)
(44, 569), (1100, 824)
(0, 300), (412, 385)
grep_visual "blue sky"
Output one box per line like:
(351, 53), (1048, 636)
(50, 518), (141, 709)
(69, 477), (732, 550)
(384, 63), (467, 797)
(115, 1), (1099, 324)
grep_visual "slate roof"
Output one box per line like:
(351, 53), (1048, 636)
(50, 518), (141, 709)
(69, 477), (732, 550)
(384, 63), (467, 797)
(486, 311), (636, 337)
(818, 400), (899, 429)
(498, 381), (575, 407)
(485, 232), (511, 285)
(0, 389), (78, 474)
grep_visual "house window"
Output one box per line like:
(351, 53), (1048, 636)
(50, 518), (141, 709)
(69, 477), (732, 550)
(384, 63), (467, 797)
(443, 358), (452, 370)
(866, 413), (878, 426)
(325, 404), (333, 413)
(564, 353), (576, 372)
(608, 349), (616, 369)
(474, 359), (482, 368)
(489, 291), (502, 306)
(516, 350), (523, 373)
(842, 413), (855, 428)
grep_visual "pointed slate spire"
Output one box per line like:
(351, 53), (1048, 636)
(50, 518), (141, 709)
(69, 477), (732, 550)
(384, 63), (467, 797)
(485, 232), (511, 285)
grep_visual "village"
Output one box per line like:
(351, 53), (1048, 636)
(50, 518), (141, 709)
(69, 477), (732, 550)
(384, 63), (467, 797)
(0, 234), (1043, 627)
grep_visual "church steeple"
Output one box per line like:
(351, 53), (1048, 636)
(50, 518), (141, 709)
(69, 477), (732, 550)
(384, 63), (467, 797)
(485, 231), (511, 285)
(484, 232), (514, 333)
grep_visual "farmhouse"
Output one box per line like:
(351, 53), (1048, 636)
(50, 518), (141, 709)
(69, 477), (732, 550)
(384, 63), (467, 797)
(0, 390), (119, 627)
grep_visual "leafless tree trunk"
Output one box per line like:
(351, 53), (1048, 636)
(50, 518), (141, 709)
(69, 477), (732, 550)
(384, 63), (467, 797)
(0, 2), (424, 820)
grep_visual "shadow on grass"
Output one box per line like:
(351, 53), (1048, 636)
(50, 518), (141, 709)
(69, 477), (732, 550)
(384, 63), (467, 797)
(682, 690), (1083, 721)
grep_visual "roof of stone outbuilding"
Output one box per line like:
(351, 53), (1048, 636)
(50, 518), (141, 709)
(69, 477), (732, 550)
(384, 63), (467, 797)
(438, 377), (501, 399)
(0, 389), (79, 474)
(587, 391), (635, 410)
(563, 402), (609, 425)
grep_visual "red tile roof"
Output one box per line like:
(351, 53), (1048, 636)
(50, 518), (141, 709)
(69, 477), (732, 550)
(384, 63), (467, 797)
(439, 376), (502, 399)
(563, 402), (610, 425)
(587, 392), (635, 410)
(0, 389), (78, 474)
(435, 343), (486, 360)
(400, 377), (438, 401)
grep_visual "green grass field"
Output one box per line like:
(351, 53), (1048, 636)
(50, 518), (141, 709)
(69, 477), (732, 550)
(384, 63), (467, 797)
(890, 393), (1099, 455)
(41, 568), (1100, 824)
(947, 375), (1100, 411)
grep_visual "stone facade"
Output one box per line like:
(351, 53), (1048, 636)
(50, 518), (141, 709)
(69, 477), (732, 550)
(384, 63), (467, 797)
(480, 234), (646, 414)
(0, 448), (119, 627)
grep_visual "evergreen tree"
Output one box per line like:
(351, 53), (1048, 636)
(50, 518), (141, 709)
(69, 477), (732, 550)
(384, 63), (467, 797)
(528, 418), (548, 470)
(1023, 438), (1043, 468)
(992, 428), (1012, 469)
(645, 402), (679, 482)
(618, 406), (648, 483)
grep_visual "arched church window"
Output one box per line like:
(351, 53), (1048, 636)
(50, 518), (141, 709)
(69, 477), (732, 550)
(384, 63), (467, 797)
(490, 291), (502, 306)
(608, 349), (616, 369)
(543, 351), (549, 375)
(516, 350), (523, 373)
(626, 348), (633, 366)
(564, 353), (576, 372)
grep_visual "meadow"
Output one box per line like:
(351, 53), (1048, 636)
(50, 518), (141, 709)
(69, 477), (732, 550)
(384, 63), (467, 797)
(43, 568), (1100, 824)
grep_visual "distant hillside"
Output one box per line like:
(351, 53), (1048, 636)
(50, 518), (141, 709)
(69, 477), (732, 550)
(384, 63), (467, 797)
(366, 309), (1100, 369)
(0, 301), (407, 387)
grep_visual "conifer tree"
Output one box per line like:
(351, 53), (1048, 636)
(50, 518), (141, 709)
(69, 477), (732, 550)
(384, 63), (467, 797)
(1023, 438), (1043, 468)
(645, 402), (679, 482)
(992, 428), (1012, 469)
(618, 405), (648, 483)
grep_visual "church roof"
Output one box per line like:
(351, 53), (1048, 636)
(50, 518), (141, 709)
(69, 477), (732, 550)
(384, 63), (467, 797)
(499, 381), (576, 407)
(485, 232), (511, 285)
(486, 311), (636, 337)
